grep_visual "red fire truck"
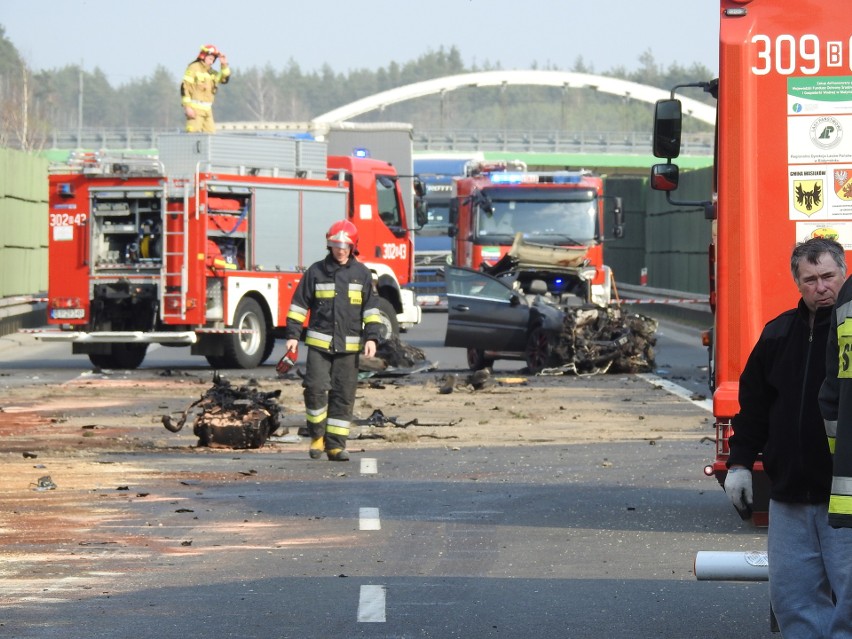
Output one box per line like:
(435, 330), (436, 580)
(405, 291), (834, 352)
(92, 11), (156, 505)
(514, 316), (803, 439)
(449, 160), (624, 305)
(40, 134), (420, 369)
(651, 1), (851, 523)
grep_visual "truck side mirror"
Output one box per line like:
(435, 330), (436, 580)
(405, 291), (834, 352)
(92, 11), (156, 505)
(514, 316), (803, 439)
(650, 163), (680, 192)
(652, 99), (683, 159)
(413, 178), (425, 199)
(611, 196), (625, 239)
(415, 199), (428, 228)
(448, 198), (459, 237)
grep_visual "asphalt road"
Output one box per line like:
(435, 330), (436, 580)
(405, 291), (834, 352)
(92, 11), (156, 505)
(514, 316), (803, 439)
(0, 315), (773, 639)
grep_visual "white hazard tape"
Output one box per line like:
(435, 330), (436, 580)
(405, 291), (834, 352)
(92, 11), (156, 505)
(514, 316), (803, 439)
(619, 298), (710, 305)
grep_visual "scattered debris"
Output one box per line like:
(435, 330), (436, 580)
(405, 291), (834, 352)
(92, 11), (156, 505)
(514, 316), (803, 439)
(34, 475), (57, 491)
(351, 408), (462, 440)
(438, 369), (497, 394)
(360, 335), (435, 377)
(161, 373), (283, 449)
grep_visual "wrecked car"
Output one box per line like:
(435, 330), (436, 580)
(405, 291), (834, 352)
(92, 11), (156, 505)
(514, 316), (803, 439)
(444, 235), (657, 374)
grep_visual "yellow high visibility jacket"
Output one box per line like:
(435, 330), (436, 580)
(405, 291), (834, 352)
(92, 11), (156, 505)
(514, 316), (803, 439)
(820, 275), (852, 527)
(181, 59), (230, 109)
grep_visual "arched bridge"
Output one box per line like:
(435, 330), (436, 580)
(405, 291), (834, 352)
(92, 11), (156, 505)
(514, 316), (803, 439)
(311, 70), (716, 126)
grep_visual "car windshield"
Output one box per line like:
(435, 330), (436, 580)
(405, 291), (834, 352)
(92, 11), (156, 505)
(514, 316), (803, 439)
(476, 190), (598, 245)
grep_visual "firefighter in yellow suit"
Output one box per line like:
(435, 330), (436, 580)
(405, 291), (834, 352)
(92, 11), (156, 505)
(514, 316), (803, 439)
(181, 44), (230, 133)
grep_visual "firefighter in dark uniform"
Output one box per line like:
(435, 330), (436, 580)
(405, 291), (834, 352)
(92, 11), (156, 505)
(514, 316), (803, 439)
(284, 220), (383, 461)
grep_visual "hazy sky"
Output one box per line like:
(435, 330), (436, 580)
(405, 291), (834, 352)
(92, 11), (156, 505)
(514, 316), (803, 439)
(3, 1), (719, 86)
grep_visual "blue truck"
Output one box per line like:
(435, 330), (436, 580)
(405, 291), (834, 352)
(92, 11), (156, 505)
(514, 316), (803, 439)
(410, 155), (481, 308)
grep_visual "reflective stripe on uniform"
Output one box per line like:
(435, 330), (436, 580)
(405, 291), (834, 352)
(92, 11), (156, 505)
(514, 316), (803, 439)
(287, 303), (308, 324)
(833, 475), (852, 496)
(830, 476), (852, 516)
(305, 330), (332, 349)
(326, 417), (350, 437)
(316, 283), (335, 299)
(830, 494), (852, 515)
(826, 419), (838, 454)
(348, 282), (364, 305)
(306, 405), (328, 425)
(345, 335), (361, 352)
(837, 302), (852, 378)
(363, 307), (382, 325)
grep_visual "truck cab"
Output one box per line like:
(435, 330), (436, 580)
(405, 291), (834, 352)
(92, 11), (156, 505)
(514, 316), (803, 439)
(450, 161), (623, 306)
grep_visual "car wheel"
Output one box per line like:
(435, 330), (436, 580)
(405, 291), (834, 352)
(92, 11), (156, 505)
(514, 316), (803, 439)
(467, 348), (494, 371)
(525, 326), (558, 374)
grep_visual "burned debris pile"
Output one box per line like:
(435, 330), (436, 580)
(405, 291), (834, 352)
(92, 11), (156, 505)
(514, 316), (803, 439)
(162, 373), (283, 449)
(550, 306), (658, 375)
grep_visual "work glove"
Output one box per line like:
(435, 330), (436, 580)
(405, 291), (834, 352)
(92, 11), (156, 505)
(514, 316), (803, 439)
(724, 467), (753, 519)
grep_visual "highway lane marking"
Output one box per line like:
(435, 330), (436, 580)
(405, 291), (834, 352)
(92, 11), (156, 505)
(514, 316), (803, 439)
(359, 507), (381, 530)
(360, 457), (378, 474)
(357, 584), (386, 622)
(637, 373), (713, 413)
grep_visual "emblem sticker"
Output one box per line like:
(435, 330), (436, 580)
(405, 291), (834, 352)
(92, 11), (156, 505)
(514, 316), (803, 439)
(793, 179), (824, 216)
(810, 116), (843, 150)
(836, 169), (852, 201)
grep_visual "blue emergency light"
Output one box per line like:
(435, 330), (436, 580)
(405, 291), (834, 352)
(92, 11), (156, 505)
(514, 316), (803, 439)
(553, 172), (582, 184)
(353, 147), (370, 158)
(488, 172), (527, 184)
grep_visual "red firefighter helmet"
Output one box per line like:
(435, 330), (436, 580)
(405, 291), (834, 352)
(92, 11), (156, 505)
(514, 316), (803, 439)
(326, 220), (359, 251)
(198, 44), (220, 59)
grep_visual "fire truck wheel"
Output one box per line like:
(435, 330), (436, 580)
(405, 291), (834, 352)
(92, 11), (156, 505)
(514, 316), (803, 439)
(204, 355), (228, 369)
(222, 297), (268, 369)
(466, 348), (494, 371)
(88, 353), (113, 369)
(374, 297), (399, 341)
(88, 344), (148, 370)
(260, 336), (276, 364)
(525, 326), (558, 374)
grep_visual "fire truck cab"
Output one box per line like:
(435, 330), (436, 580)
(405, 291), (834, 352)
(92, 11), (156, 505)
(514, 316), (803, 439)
(449, 161), (624, 306)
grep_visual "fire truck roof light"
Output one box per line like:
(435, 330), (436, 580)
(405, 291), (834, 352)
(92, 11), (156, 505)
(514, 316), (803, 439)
(488, 172), (534, 184)
(553, 172), (583, 184)
(353, 147), (370, 158)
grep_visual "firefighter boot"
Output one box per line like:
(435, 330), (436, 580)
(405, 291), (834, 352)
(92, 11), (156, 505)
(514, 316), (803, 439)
(326, 448), (350, 462)
(309, 437), (325, 460)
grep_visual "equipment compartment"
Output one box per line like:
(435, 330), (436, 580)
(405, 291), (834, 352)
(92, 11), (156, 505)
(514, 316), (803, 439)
(90, 189), (164, 269)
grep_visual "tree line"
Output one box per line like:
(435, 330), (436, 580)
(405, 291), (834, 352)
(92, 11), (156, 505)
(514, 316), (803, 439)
(0, 25), (715, 151)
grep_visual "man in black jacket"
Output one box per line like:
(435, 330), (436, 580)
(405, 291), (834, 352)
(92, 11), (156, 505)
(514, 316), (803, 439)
(725, 237), (852, 638)
(284, 220), (383, 461)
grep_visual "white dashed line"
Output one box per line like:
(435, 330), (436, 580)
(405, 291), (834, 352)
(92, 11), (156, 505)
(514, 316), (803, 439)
(637, 373), (713, 412)
(359, 507), (381, 530)
(357, 584), (386, 622)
